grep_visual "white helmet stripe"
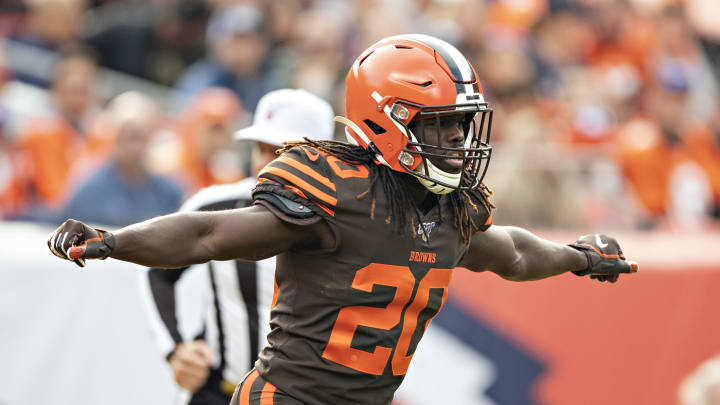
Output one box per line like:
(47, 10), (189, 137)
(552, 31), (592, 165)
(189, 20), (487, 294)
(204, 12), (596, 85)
(401, 34), (476, 95)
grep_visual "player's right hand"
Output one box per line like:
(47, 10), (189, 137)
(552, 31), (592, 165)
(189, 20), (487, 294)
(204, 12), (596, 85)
(47, 219), (115, 268)
(169, 340), (215, 393)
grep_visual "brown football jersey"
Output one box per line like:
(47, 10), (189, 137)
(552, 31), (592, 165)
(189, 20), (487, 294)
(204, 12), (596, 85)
(251, 146), (492, 405)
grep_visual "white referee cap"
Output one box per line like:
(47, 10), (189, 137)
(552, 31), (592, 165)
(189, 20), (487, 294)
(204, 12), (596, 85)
(234, 89), (334, 146)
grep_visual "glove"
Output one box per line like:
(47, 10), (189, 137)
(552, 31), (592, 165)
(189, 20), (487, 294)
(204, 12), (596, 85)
(569, 234), (638, 283)
(47, 219), (115, 268)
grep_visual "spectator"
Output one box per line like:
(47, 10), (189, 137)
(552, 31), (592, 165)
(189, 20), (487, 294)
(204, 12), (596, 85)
(158, 87), (245, 194)
(19, 0), (85, 48)
(0, 46), (9, 88)
(9, 0), (88, 87)
(84, 0), (211, 85)
(62, 91), (183, 227)
(16, 43), (108, 219)
(83, 0), (158, 80)
(0, 109), (27, 219)
(173, 3), (287, 112)
(287, 8), (347, 102)
(266, 0), (304, 48)
(687, 0), (720, 82)
(355, 0), (415, 50)
(693, 108), (720, 219)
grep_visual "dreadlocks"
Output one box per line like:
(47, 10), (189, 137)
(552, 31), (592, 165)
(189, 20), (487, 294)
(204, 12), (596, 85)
(278, 138), (494, 245)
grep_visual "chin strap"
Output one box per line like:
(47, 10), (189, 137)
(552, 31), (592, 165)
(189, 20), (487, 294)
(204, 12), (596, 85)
(415, 159), (461, 195)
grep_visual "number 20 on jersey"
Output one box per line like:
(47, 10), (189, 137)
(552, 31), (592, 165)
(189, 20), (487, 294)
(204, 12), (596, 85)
(322, 263), (452, 376)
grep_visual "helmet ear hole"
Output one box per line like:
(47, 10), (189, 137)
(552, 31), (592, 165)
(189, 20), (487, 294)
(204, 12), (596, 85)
(364, 119), (386, 135)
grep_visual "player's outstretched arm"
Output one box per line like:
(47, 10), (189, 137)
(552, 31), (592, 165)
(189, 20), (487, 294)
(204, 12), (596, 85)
(47, 205), (322, 268)
(460, 226), (637, 282)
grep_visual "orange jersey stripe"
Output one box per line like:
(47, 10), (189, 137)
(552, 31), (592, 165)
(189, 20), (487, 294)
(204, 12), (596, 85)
(259, 382), (277, 405)
(259, 167), (337, 207)
(327, 156), (369, 179)
(239, 370), (259, 405)
(315, 202), (335, 217)
(283, 184), (310, 201)
(475, 214), (492, 233)
(271, 277), (279, 309)
(301, 146), (321, 161)
(275, 156), (336, 191)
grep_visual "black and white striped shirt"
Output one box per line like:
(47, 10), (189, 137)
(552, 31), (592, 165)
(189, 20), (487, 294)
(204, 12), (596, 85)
(142, 178), (275, 385)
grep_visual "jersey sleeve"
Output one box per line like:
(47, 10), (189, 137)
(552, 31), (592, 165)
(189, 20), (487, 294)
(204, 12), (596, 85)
(252, 146), (338, 224)
(469, 190), (493, 233)
(476, 211), (492, 232)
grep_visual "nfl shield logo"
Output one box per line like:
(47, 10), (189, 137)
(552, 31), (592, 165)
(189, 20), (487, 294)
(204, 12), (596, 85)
(417, 221), (436, 242)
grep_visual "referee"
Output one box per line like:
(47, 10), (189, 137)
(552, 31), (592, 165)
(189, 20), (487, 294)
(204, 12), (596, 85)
(142, 89), (334, 405)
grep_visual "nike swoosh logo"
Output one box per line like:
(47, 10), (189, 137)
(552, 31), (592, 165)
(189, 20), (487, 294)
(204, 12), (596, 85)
(595, 234), (608, 248)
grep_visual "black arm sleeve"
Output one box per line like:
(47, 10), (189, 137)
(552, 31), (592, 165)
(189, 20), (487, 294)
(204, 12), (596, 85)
(147, 267), (188, 356)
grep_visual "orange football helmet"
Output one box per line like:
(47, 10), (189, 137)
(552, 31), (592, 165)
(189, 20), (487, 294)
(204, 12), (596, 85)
(337, 34), (493, 194)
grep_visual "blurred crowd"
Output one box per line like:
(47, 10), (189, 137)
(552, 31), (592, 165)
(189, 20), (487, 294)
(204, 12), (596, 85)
(0, 0), (719, 231)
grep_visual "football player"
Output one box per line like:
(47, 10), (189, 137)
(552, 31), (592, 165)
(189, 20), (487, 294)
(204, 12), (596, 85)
(47, 35), (637, 405)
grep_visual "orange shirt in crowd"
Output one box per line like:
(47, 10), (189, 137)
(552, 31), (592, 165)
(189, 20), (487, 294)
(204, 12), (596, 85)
(615, 117), (720, 221)
(681, 124), (720, 205)
(614, 116), (672, 219)
(17, 116), (113, 209)
(162, 88), (245, 193)
(0, 145), (27, 218)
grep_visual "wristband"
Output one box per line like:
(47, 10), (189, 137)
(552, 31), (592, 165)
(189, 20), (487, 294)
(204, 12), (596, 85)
(568, 243), (593, 276)
(95, 229), (116, 260)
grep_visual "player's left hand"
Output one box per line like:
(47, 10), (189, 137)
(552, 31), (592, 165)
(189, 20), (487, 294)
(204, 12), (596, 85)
(569, 234), (638, 283)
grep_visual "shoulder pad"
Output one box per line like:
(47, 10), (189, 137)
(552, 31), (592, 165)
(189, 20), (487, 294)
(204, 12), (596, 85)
(254, 192), (316, 219)
(255, 146), (338, 217)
